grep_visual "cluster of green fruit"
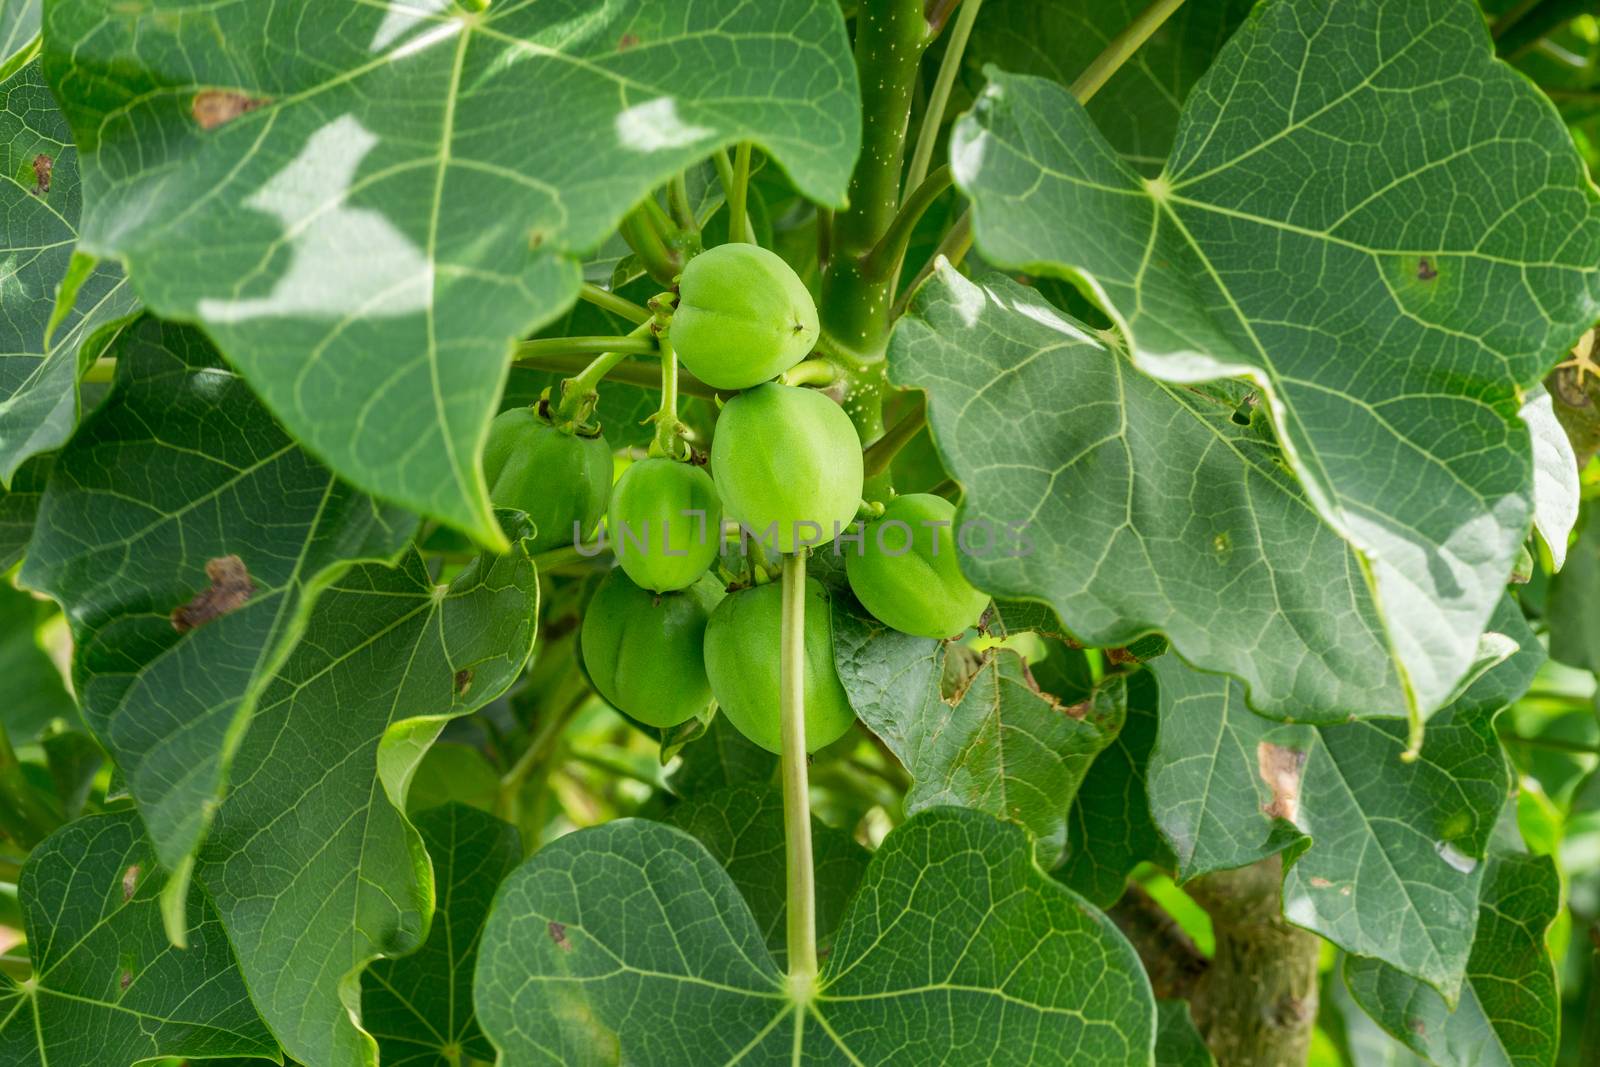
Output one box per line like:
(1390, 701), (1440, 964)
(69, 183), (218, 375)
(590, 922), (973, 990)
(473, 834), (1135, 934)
(483, 244), (989, 753)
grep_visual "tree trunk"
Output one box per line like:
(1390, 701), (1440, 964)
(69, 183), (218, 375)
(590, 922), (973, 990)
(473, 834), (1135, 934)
(1188, 856), (1320, 1067)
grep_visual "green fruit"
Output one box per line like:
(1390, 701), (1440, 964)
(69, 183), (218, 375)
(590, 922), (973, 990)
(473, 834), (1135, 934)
(710, 384), (863, 553)
(580, 569), (721, 729)
(483, 407), (611, 553)
(608, 458), (723, 592)
(671, 243), (819, 389)
(846, 493), (990, 639)
(703, 578), (855, 754)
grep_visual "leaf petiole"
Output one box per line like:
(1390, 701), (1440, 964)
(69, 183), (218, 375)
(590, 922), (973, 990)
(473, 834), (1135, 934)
(904, 0), (982, 196)
(546, 323), (658, 427)
(578, 282), (652, 325)
(780, 551), (818, 985)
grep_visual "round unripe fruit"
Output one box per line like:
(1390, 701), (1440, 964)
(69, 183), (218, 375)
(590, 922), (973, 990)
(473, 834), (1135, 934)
(608, 458), (723, 592)
(483, 407), (611, 553)
(671, 243), (819, 390)
(846, 494), (990, 639)
(703, 578), (855, 754)
(710, 385), (863, 553)
(580, 569), (720, 729)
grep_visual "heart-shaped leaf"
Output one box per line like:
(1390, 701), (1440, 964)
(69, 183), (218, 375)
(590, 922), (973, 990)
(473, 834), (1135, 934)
(196, 545), (539, 1067)
(953, 0), (1600, 716)
(20, 318), (414, 887)
(363, 803), (523, 1067)
(1343, 852), (1562, 1067)
(890, 265), (1408, 721)
(476, 806), (1157, 1066)
(42, 0), (860, 543)
(0, 60), (139, 484)
(0, 810), (278, 1067)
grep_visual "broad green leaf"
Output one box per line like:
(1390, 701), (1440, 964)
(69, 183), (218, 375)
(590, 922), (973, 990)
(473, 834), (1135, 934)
(363, 803), (522, 1067)
(1548, 500), (1600, 673)
(196, 545), (538, 1067)
(1344, 852), (1562, 1067)
(1060, 668), (1175, 907)
(1149, 597), (1540, 995)
(1521, 385), (1579, 569)
(0, 60), (140, 484)
(832, 594), (1121, 855)
(43, 0), (860, 544)
(19, 318), (414, 881)
(0, 581), (73, 742)
(953, 0), (1600, 718)
(890, 265), (1408, 720)
(664, 784), (868, 969)
(476, 806), (1156, 1066)
(0, 810), (278, 1067)
(1155, 1001), (1214, 1067)
(967, 0), (1252, 173)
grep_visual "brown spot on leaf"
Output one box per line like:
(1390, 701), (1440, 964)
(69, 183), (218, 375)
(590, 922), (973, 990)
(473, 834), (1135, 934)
(547, 920), (572, 952)
(122, 865), (140, 901)
(528, 229), (546, 250)
(31, 154), (52, 196)
(1309, 876), (1333, 889)
(1417, 257), (1438, 282)
(453, 669), (473, 697)
(618, 32), (639, 51)
(1257, 740), (1307, 823)
(119, 969), (132, 991)
(171, 555), (256, 633)
(192, 89), (270, 130)
(1408, 1018), (1427, 1036)
(1061, 699), (1091, 720)
(1105, 646), (1139, 666)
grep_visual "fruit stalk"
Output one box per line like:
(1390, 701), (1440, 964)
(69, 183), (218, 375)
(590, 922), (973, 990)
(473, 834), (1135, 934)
(779, 551), (819, 981)
(578, 281), (652, 325)
(650, 332), (687, 459)
(550, 321), (657, 426)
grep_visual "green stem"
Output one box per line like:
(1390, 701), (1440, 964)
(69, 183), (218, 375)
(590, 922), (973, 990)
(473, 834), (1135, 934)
(863, 400), (926, 477)
(891, 209), (972, 320)
(667, 173), (698, 232)
(619, 203), (683, 285)
(711, 150), (755, 241)
(728, 143), (754, 244)
(863, 165), (953, 282)
(514, 349), (719, 400)
(819, 0), (932, 361)
(650, 333), (688, 458)
(550, 323), (658, 426)
(904, 0), (982, 195)
(1069, 0), (1187, 104)
(517, 335), (656, 362)
(779, 359), (839, 388)
(780, 551), (818, 983)
(578, 282), (652, 325)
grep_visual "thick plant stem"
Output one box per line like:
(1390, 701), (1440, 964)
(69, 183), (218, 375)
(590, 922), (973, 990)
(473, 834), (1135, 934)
(1070, 0), (1188, 103)
(904, 0), (982, 195)
(819, 0), (931, 363)
(1188, 856), (1320, 1067)
(728, 143), (754, 244)
(618, 203), (682, 285)
(780, 551), (818, 983)
(578, 282), (651, 325)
